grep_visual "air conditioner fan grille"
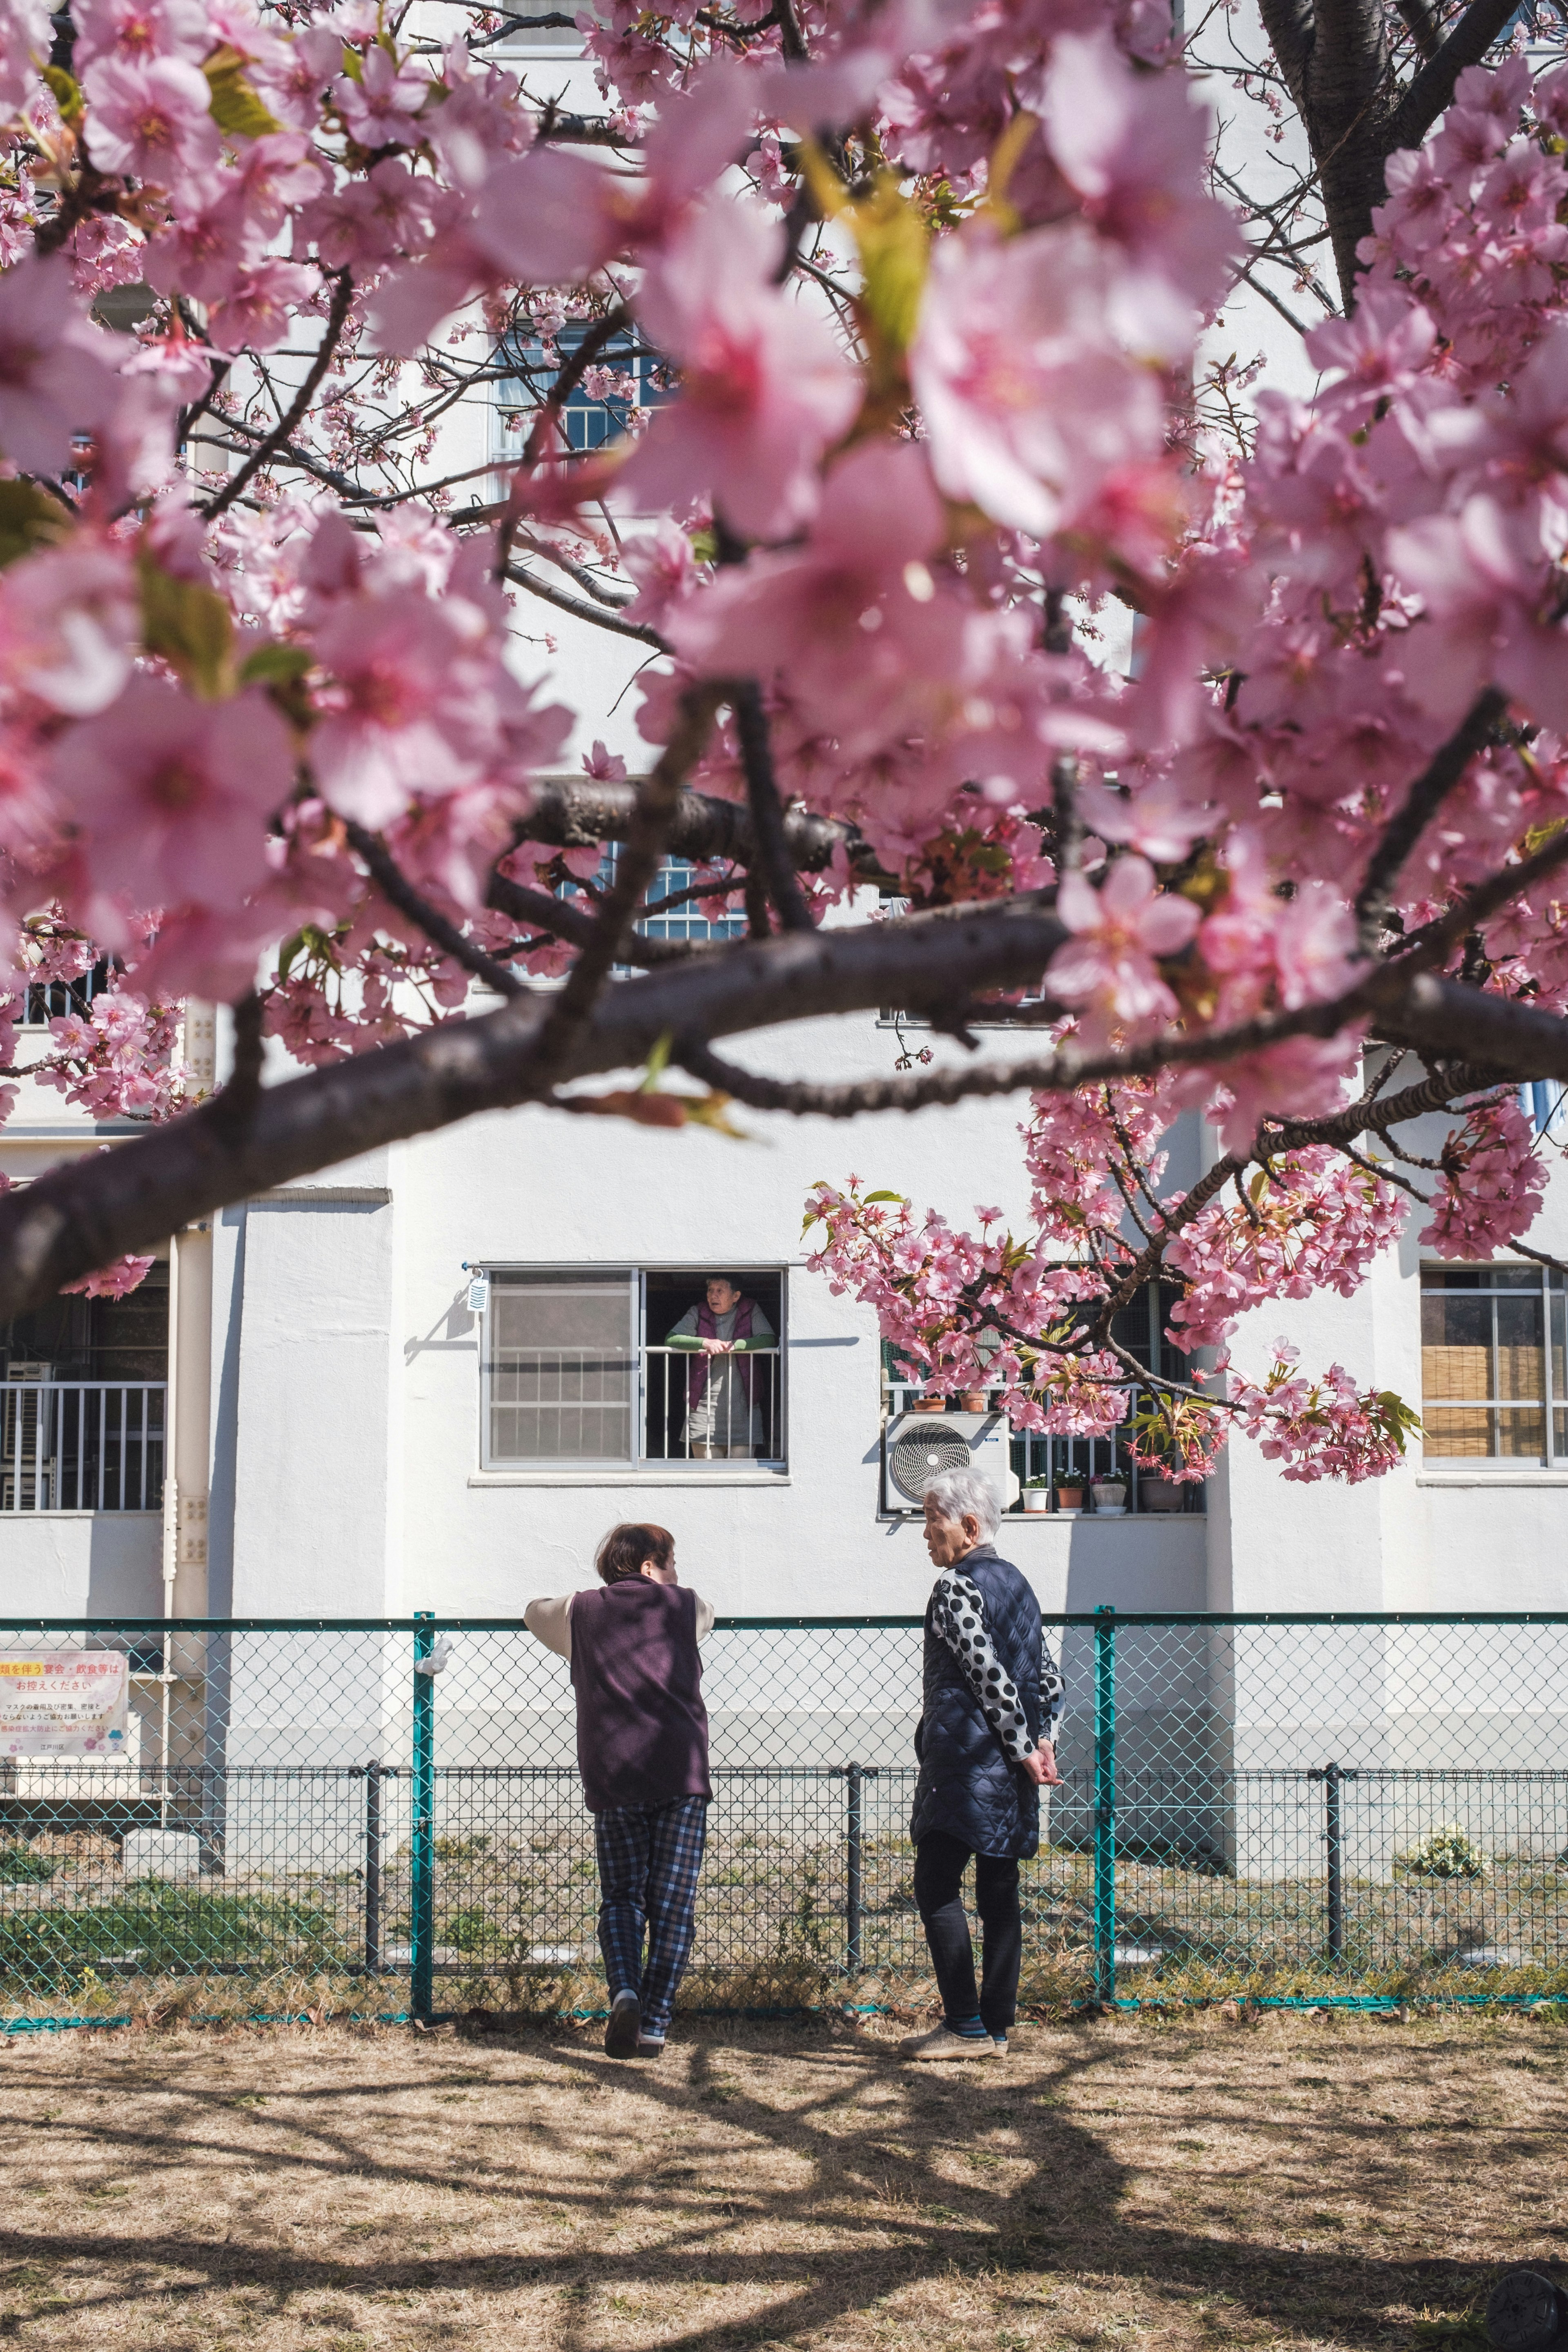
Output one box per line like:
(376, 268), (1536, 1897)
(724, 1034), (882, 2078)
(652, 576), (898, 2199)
(888, 1421), (972, 1505)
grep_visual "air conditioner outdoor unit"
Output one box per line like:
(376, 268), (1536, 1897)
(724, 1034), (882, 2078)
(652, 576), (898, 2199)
(881, 1409), (1021, 1517)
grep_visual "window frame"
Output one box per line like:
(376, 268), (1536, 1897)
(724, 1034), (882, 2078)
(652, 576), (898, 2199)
(1419, 1261), (1567, 1468)
(478, 1264), (788, 1474)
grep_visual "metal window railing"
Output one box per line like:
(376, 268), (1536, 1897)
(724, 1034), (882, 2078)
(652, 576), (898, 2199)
(2, 1610), (1566, 2030)
(643, 1345), (783, 1464)
(485, 1345), (783, 1468)
(0, 1383), (165, 1512)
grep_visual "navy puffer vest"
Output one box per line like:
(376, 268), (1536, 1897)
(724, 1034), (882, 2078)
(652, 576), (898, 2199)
(910, 1544), (1044, 1859)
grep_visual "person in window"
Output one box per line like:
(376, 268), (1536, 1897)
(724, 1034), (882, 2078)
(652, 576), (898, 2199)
(665, 1276), (776, 1459)
(900, 1468), (1064, 2063)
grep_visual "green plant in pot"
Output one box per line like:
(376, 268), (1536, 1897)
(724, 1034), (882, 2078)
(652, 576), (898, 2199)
(1021, 1474), (1051, 1513)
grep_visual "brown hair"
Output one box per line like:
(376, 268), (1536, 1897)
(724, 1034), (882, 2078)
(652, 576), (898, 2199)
(595, 1522), (676, 1584)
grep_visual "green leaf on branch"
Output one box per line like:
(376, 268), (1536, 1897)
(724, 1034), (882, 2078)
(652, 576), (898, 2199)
(0, 480), (73, 570)
(42, 65), (83, 124)
(204, 46), (282, 137)
(137, 555), (235, 698)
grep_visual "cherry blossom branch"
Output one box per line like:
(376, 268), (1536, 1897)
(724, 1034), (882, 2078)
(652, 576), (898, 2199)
(530, 683), (725, 1076)
(343, 820), (530, 999)
(1385, 0), (1522, 148)
(728, 682), (815, 933)
(1353, 687), (1506, 952)
(202, 270), (355, 525)
(485, 870), (702, 967)
(503, 560), (670, 646)
(510, 778), (890, 881)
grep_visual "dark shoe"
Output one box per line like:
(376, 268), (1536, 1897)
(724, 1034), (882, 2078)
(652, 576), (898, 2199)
(636, 2037), (664, 2058)
(604, 1991), (641, 2057)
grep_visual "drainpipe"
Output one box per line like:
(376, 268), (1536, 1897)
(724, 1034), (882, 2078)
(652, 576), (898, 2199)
(159, 1001), (216, 1824)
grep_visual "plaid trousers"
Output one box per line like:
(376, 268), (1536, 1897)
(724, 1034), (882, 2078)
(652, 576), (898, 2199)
(594, 1795), (709, 2037)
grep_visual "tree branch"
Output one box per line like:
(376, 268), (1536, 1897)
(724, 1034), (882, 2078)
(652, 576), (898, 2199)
(0, 897), (1074, 1318)
(529, 684), (724, 1078)
(729, 682), (815, 933)
(504, 561), (669, 648)
(510, 776), (893, 882)
(202, 270), (354, 524)
(1354, 688), (1507, 952)
(343, 820), (529, 998)
(1385, 0), (1522, 150)
(485, 869), (701, 968)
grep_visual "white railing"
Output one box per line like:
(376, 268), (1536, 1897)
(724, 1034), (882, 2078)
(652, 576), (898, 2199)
(0, 1381), (166, 1512)
(883, 1381), (1200, 1514)
(642, 1345), (783, 1463)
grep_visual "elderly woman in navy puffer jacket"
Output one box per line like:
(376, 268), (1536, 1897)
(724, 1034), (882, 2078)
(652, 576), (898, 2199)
(901, 1468), (1065, 2064)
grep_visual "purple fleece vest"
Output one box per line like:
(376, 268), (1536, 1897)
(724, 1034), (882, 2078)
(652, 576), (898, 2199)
(569, 1581), (712, 1815)
(687, 1296), (757, 1409)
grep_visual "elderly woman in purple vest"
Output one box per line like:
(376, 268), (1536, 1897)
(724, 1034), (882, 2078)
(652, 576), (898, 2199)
(665, 1276), (776, 1459)
(525, 1522), (714, 2059)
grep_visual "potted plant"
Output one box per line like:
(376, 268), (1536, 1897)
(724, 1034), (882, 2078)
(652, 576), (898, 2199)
(910, 1393), (947, 1414)
(960, 1389), (990, 1412)
(1092, 1474), (1128, 1516)
(1138, 1465), (1187, 1512)
(1055, 1477), (1086, 1515)
(1021, 1476), (1052, 1514)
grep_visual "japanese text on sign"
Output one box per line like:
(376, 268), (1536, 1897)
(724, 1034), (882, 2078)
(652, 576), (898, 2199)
(0, 1653), (129, 1757)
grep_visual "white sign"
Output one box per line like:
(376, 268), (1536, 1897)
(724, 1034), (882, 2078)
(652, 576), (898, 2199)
(0, 1653), (129, 1757)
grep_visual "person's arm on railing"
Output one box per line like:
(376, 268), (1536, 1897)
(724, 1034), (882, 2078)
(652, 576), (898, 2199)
(523, 1593), (575, 1661)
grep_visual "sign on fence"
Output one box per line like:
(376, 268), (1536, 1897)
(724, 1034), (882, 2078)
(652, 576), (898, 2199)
(0, 1652), (129, 1757)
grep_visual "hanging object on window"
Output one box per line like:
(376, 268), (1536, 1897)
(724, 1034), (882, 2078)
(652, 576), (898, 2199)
(465, 1271), (490, 1316)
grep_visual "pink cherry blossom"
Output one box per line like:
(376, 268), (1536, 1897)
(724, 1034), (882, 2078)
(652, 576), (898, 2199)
(80, 51), (220, 192)
(0, 255), (120, 474)
(48, 676), (295, 927)
(619, 197), (860, 539)
(1047, 855), (1201, 1029)
(334, 43), (430, 150)
(910, 223), (1164, 539)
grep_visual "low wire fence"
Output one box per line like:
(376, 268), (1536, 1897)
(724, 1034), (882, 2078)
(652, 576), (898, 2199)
(2, 1610), (1568, 2027)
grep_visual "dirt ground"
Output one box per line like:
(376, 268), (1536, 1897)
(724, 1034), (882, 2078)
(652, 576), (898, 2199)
(0, 2007), (1564, 2352)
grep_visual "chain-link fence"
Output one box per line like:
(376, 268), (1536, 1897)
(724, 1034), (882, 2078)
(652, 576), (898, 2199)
(2, 1610), (1567, 2028)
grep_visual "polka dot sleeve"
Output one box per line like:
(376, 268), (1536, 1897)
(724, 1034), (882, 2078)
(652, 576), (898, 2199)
(931, 1569), (1036, 1765)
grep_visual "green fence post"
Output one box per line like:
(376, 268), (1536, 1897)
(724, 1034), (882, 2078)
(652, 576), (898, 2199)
(411, 1614), (435, 2025)
(1093, 1605), (1117, 2007)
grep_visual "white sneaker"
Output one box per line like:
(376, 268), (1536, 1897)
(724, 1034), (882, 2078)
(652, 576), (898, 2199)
(898, 2024), (999, 2062)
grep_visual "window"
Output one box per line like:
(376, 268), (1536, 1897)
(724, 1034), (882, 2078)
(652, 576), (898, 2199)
(1420, 1265), (1566, 1463)
(552, 849), (747, 951)
(490, 324), (674, 475)
(482, 1269), (786, 1470)
(19, 957), (110, 1029)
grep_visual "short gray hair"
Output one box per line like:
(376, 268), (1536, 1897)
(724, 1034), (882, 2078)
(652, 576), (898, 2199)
(923, 1467), (1001, 1540)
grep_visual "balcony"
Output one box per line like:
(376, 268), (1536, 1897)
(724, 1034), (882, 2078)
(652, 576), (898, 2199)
(884, 1379), (1203, 1515)
(0, 1382), (166, 1512)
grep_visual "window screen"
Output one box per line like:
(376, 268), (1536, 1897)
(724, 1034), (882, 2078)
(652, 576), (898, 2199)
(486, 1274), (635, 1464)
(1420, 1266), (1566, 1462)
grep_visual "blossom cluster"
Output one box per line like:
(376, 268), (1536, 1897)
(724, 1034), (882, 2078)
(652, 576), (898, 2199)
(0, 0), (1565, 1447)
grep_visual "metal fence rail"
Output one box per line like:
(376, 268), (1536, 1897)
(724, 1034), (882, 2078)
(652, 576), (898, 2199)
(2, 1609), (1568, 2025)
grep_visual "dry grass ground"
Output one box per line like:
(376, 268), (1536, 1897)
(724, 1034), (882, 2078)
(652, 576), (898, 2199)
(0, 2007), (1564, 2352)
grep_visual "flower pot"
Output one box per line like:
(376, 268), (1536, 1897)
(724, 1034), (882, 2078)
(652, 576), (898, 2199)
(960, 1390), (990, 1413)
(1139, 1474), (1186, 1513)
(1055, 1487), (1085, 1511)
(910, 1396), (946, 1414)
(1022, 1489), (1051, 1513)
(1093, 1485), (1127, 1513)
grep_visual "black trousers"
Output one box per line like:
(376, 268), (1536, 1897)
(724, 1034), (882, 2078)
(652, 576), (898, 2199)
(913, 1830), (1022, 2036)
